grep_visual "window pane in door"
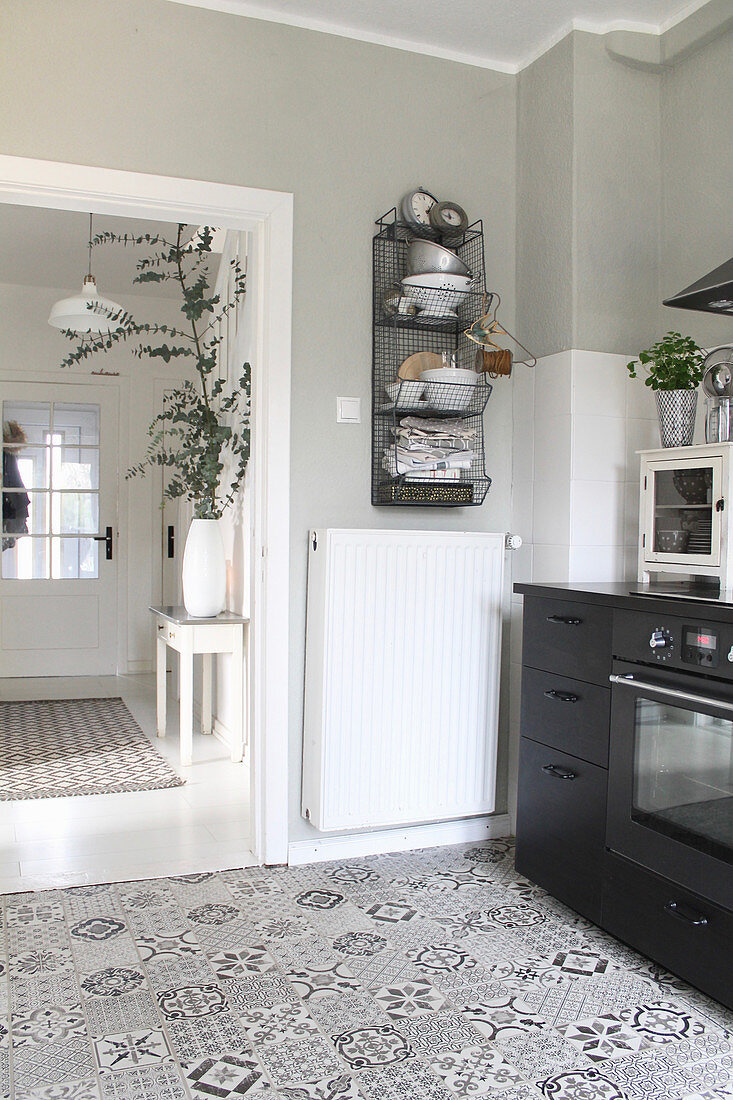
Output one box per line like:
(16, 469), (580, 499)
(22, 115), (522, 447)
(53, 404), (100, 447)
(52, 493), (99, 535)
(51, 537), (98, 580)
(2, 445), (49, 492)
(652, 467), (713, 555)
(54, 447), (100, 491)
(2, 401), (51, 446)
(1, 536), (49, 579)
(2, 489), (46, 537)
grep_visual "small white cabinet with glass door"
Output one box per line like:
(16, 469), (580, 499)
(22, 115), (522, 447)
(638, 442), (733, 586)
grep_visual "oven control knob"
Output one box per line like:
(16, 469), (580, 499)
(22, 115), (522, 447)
(649, 629), (670, 650)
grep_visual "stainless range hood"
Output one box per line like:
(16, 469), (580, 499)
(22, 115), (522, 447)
(663, 257), (733, 314)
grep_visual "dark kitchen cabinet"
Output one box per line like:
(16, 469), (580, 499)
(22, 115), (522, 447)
(516, 594), (611, 924)
(515, 738), (607, 922)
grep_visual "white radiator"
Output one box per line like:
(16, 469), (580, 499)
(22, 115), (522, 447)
(302, 529), (506, 831)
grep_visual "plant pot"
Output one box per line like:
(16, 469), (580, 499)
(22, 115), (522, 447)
(655, 389), (698, 448)
(182, 518), (226, 618)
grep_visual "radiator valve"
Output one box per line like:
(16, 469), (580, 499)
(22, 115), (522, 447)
(505, 533), (522, 551)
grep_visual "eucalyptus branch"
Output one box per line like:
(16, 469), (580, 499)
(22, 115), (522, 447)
(59, 221), (251, 520)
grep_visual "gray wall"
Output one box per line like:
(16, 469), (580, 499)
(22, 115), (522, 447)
(660, 23), (733, 349)
(516, 36), (575, 358)
(517, 23), (733, 365)
(0, 0), (518, 843)
(517, 32), (662, 361)
(572, 33), (661, 356)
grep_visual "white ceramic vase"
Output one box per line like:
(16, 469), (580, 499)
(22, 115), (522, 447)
(182, 518), (226, 618)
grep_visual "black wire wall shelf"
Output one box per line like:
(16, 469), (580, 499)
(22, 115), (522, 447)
(372, 208), (493, 508)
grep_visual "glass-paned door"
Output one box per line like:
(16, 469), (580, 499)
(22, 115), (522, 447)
(0, 382), (119, 676)
(645, 457), (722, 565)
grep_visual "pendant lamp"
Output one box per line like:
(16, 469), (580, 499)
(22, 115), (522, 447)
(48, 213), (124, 334)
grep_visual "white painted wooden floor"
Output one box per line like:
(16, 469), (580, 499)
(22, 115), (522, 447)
(0, 673), (256, 894)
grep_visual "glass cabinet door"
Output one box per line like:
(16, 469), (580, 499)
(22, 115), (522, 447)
(645, 457), (722, 565)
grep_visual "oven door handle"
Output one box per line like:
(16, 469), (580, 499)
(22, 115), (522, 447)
(609, 674), (733, 715)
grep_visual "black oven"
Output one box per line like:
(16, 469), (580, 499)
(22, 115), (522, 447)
(608, 609), (733, 912)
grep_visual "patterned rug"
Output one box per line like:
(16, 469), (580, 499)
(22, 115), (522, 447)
(0, 840), (730, 1099)
(0, 697), (184, 800)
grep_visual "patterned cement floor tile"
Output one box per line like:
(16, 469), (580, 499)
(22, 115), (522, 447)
(0, 840), (731, 1098)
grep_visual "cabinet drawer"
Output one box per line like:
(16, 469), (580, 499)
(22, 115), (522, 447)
(603, 852), (733, 1010)
(522, 596), (612, 684)
(520, 668), (610, 767)
(155, 619), (178, 646)
(515, 738), (607, 923)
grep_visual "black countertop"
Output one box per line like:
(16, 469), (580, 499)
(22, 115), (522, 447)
(513, 581), (733, 620)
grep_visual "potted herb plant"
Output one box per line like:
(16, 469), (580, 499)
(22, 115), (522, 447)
(627, 331), (705, 448)
(60, 225), (250, 617)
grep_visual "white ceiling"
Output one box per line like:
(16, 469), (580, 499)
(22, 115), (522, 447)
(166, 0), (707, 71)
(0, 205), (221, 301)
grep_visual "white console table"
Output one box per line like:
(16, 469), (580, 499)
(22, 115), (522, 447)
(149, 605), (249, 767)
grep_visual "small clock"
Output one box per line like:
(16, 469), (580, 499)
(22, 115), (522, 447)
(400, 187), (438, 227)
(429, 200), (469, 234)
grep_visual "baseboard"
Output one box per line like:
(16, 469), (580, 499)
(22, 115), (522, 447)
(125, 660), (154, 675)
(287, 813), (512, 866)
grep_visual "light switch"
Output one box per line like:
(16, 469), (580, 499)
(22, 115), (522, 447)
(337, 397), (361, 424)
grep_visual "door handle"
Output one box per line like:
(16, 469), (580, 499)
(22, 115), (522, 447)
(167, 525), (175, 559)
(543, 689), (579, 703)
(542, 764), (577, 780)
(665, 900), (708, 927)
(546, 615), (583, 625)
(92, 526), (113, 561)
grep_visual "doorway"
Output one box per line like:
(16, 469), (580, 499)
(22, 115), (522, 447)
(0, 155), (292, 870)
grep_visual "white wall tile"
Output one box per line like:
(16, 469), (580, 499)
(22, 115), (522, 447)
(509, 606), (525, 667)
(510, 542), (533, 588)
(571, 350), (629, 419)
(511, 479), (534, 543)
(512, 363), (535, 483)
(534, 415), (571, 477)
(534, 351), (573, 420)
(571, 415), (626, 481)
(624, 545), (640, 582)
(626, 417), (660, 476)
(624, 480), (643, 547)
(533, 544), (570, 583)
(534, 481), (571, 545)
(626, 375), (658, 420)
(571, 480), (624, 546)
(569, 544), (625, 583)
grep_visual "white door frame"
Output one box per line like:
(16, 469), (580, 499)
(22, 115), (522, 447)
(0, 155), (293, 867)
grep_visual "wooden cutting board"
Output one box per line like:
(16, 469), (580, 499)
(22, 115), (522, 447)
(398, 351), (443, 380)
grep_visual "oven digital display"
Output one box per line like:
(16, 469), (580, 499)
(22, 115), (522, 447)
(684, 630), (717, 650)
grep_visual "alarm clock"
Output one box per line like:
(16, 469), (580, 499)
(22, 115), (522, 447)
(400, 187), (438, 227)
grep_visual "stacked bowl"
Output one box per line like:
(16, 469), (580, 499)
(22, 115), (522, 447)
(401, 240), (472, 323)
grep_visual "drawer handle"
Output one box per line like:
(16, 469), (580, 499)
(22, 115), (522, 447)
(546, 615), (583, 625)
(665, 901), (708, 927)
(544, 689), (579, 703)
(542, 764), (577, 780)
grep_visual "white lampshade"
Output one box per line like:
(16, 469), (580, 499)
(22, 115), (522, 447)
(48, 274), (124, 335)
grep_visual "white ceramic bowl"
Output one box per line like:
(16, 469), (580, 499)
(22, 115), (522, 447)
(401, 272), (473, 316)
(420, 367), (478, 412)
(386, 380), (425, 408)
(406, 239), (471, 278)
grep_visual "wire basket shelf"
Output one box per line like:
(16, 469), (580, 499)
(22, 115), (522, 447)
(371, 207), (492, 508)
